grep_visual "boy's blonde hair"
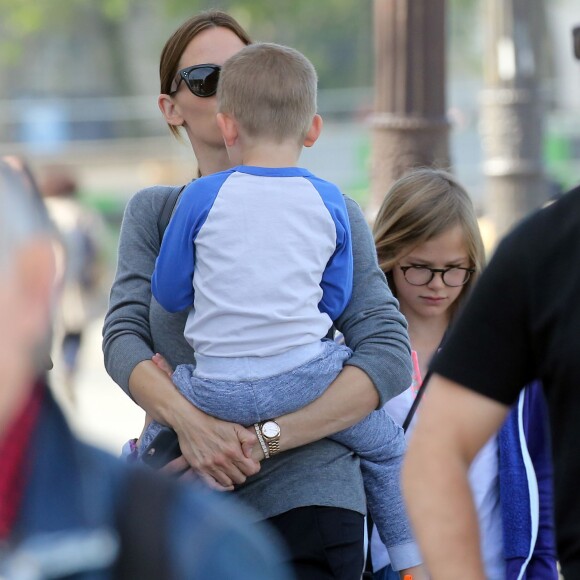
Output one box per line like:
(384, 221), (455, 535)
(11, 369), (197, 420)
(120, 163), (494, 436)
(373, 167), (486, 317)
(217, 42), (318, 143)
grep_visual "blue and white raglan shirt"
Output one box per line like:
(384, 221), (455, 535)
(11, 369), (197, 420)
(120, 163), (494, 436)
(152, 165), (353, 358)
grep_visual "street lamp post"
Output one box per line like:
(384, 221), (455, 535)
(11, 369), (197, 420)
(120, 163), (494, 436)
(480, 0), (547, 241)
(369, 0), (450, 219)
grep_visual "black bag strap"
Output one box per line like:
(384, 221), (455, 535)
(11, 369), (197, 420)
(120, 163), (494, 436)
(114, 469), (174, 580)
(157, 184), (186, 242)
(401, 368), (430, 433)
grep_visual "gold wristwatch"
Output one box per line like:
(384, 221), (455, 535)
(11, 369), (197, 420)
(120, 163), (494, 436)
(255, 420), (281, 458)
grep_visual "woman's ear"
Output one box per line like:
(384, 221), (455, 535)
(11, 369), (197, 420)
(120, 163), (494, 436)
(304, 114), (323, 148)
(158, 94), (184, 127)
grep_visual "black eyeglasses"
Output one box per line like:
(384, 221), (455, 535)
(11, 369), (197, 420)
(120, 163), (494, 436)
(170, 64), (221, 97)
(399, 265), (475, 287)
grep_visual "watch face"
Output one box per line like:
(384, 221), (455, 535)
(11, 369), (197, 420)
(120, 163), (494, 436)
(262, 421), (280, 438)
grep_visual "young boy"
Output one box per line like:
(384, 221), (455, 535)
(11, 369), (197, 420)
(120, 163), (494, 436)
(150, 42), (423, 577)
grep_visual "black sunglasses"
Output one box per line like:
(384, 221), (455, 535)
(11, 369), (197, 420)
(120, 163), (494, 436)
(169, 64), (221, 98)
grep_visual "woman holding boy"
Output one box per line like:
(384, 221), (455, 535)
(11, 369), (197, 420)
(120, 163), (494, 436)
(103, 10), (413, 579)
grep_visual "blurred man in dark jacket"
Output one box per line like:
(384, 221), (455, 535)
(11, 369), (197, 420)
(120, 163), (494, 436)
(0, 158), (292, 580)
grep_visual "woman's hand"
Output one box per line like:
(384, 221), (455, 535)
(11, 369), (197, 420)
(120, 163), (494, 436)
(152, 352), (174, 377)
(171, 399), (261, 489)
(130, 358), (261, 489)
(162, 457), (238, 492)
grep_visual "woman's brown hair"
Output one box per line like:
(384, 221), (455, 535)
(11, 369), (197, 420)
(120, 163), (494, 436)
(159, 10), (252, 138)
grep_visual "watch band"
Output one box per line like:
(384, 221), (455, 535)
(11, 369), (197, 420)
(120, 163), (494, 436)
(264, 435), (280, 456)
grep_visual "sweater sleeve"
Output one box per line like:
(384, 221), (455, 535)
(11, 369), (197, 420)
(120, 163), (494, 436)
(334, 197), (412, 406)
(102, 187), (171, 397)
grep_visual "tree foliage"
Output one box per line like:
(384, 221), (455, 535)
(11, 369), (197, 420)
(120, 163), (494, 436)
(0, 0), (373, 90)
(0, 0), (485, 98)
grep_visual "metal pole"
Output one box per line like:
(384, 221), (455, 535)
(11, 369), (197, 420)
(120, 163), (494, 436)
(369, 0), (450, 219)
(480, 0), (547, 240)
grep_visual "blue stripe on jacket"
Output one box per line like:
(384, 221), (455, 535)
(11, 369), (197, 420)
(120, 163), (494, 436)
(498, 381), (558, 579)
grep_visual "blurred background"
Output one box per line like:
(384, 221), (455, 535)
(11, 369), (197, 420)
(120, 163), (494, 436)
(1, 0), (578, 453)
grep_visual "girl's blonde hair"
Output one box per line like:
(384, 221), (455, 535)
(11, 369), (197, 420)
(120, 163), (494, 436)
(373, 167), (486, 317)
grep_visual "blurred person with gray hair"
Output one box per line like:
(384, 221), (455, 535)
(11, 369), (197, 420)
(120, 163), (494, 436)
(0, 157), (293, 580)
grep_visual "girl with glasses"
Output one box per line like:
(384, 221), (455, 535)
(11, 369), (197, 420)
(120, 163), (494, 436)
(370, 168), (558, 579)
(103, 10), (415, 578)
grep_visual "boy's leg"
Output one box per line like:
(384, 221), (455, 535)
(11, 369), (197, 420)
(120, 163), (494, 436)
(138, 340), (351, 456)
(169, 341), (352, 424)
(331, 409), (421, 572)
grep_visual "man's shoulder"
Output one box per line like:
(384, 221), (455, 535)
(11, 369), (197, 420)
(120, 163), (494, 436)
(497, 184), (580, 260)
(516, 183), (580, 233)
(543, 183), (580, 226)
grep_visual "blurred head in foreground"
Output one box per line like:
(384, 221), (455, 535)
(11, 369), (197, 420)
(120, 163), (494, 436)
(0, 158), (57, 436)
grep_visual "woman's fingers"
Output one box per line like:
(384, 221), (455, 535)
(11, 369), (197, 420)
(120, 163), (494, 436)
(176, 468), (234, 491)
(159, 454), (239, 487)
(161, 454), (189, 475)
(193, 444), (253, 486)
(151, 353), (174, 377)
(202, 475), (234, 492)
(175, 421), (261, 486)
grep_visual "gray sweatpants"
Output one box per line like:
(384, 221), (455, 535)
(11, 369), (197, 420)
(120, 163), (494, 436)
(140, 340), (420, 570)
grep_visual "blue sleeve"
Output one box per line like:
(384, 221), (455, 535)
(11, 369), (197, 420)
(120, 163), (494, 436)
(151, 173), (229, 313)
(309, 179), (353, 320)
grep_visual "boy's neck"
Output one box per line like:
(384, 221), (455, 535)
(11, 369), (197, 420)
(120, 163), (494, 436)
(195, 141), (234, 177)
(235, 141), (303, 168)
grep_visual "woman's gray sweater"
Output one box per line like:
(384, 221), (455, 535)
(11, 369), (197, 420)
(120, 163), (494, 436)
(102, 185), (412, 519)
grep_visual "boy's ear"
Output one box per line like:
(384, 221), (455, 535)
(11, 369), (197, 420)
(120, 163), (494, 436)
(216, 112), (239, 147)
(158, 94), (184, 127)
(304, 114), (323, 148)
